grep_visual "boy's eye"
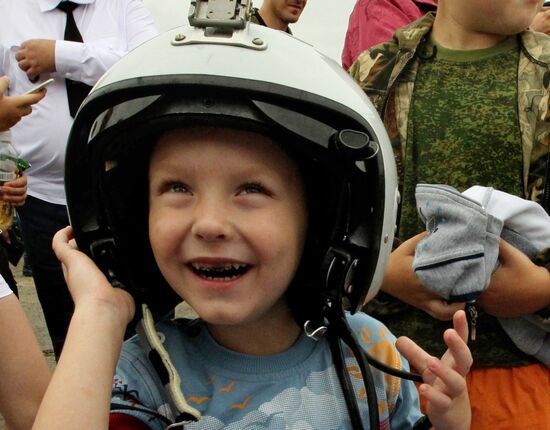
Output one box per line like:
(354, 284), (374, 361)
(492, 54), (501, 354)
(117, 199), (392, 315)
(169, 182), (190, 194)
(238, 182), (267, 195)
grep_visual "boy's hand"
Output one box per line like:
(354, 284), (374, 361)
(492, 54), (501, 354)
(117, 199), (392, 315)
(0, 173), (27, 206)
(478, 240), (550, 317)
(0, 76), (45, 130)
(382, 233), (464, 321)
(396, 311), (472, 430)
(52, 226), (135, 325)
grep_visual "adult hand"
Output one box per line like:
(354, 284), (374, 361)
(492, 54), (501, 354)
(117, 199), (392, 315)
(0, 76), (45, 130)
(1, 173), (28, 206)
(382, 233), (465, 321)
(396, 310), (472, 430)
(531, 7), (550, 35)
(478, 239), (550, 317)
(15, 39), (56, 82)
(52, 226), (135, 325)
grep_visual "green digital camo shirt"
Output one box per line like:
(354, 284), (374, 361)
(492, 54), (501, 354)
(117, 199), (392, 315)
(349, 13), (550, 367)
(400, 36), (523, 239)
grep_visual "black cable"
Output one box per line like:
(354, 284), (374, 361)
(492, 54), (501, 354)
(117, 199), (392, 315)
(365, 353), (423, 383)
(341, 327), (380, 430)
(325, 306), (380, 430)
(329, 330), (365, 430)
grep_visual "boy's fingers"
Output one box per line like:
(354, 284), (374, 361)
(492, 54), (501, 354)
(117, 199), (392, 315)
(443, 329), (473, 376)
(452, 310), (469, 343)
(425, 357), (467, 398)
(420, 367), (436, 386)
(418, 384), (452, 410)
(395, 336), (435, 375)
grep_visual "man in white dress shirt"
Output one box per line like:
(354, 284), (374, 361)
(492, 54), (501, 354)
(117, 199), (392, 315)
(0, 0), (159, 358)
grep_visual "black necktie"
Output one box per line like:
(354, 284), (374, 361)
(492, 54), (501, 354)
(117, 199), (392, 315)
(56, 1), (92, 117)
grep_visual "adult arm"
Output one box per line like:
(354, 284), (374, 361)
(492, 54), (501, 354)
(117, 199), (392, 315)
(16, 0), (158, 85)
(383, 235), (550, 319)
(54, 0), (158, 85)
(0, 293), (51, 430)
(477, 239), (550, 317)
(381, 233), (465, 321)
(32, 227), (135, 430)
(0, 76), (45, 130)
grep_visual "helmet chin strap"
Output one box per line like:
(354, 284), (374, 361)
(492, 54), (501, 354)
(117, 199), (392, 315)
(136, 304), (202, 425)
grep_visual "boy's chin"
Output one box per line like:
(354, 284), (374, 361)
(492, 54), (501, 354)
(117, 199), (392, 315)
(195, 305), (256, 328)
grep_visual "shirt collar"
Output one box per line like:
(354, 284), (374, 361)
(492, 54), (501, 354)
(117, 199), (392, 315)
(40, 0), (95, 13)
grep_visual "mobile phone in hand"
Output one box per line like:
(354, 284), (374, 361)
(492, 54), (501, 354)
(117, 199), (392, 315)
(23, 78), (54, 95)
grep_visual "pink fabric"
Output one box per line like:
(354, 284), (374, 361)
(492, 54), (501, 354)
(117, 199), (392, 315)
(342, 0), (437, 69)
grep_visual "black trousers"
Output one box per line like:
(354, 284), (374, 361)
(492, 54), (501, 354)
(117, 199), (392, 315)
(0, 244), (17, 296)
(17, 195), (72, 359)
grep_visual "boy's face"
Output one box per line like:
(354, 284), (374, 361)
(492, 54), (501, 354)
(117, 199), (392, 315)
(441, 0), (543, 36)
(148, 127), (307, 331)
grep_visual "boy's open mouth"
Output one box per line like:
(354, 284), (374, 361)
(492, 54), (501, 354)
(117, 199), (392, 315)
(189, 262), (250, 281)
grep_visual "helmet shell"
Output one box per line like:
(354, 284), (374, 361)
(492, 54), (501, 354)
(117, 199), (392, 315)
(66, 23), (398, 316)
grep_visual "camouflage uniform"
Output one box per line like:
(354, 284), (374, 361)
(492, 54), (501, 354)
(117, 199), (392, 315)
(350, 13), (550, 205)
(349, 12), (550, 366)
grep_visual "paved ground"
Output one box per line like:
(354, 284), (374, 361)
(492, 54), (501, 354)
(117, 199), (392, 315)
(13, 261), (57, 369)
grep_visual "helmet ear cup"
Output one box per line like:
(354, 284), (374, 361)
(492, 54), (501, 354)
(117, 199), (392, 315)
(100, 136), (182, 316)
(284, 162), (339, 326)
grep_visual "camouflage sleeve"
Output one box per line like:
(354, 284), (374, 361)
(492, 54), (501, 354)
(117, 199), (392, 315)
(348, 43), (398, 116)
(348, 43), (394, 89)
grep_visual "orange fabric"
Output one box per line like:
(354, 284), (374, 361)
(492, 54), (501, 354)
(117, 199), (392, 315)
(417, 363), (550, 429)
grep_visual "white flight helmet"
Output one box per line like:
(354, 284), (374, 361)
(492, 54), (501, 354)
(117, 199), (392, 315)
(65, 0), (398, 326)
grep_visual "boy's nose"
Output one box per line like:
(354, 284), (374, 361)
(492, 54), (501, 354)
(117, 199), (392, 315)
(191, 207), (232, 242)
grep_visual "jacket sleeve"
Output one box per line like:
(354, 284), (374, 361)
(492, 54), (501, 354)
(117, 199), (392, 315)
(55, 0), (159, 86)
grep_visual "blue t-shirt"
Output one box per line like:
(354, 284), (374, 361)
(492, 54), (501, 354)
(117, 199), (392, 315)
(111, 312), (422, 429)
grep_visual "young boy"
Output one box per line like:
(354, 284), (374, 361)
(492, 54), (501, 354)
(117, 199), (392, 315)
(349, 0), (550, 427)
(32, 3), (472, 429)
